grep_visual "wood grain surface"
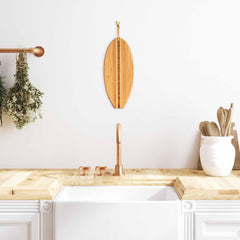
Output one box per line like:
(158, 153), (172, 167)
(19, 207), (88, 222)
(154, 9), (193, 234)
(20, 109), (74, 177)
(0, 169), (240, 200)
(104, 38), (134, 108)
(174, 173), (240, 200)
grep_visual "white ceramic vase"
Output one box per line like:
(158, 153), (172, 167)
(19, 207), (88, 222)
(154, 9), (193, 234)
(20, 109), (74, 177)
(200, 136), (235, 176)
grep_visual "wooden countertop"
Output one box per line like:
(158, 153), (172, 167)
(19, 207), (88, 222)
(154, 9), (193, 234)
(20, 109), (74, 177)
(0, 169), (240, 200)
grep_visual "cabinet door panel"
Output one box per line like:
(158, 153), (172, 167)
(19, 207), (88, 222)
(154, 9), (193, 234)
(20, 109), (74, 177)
(0, 213), (39, 240)
(195, 212), (240, 240)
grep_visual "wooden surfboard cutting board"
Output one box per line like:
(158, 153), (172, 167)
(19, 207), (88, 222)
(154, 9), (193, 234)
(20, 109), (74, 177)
(104, 22), (134, 108)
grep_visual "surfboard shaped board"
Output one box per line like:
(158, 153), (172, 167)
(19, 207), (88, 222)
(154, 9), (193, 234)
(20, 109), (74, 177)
(104, 23), (134, 108)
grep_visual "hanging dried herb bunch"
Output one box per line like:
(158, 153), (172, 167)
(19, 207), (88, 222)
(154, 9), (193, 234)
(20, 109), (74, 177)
(3, 51), (43, 129)
(0, 74), (6, 126)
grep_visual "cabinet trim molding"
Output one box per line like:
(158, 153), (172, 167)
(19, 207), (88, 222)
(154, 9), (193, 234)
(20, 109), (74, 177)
(40, 200), (53, 240)
(0, 200), (39, 212)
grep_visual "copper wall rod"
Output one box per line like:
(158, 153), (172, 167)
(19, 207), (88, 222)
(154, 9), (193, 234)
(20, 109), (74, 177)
(0, 46), (44, 57)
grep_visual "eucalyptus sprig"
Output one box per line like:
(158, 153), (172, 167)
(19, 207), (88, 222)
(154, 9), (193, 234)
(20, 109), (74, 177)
(0, 75), (6, 126)
(3, 51), (43, 129)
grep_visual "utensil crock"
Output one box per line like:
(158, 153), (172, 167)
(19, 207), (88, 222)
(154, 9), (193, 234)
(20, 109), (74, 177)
(200, 136), (235, 176)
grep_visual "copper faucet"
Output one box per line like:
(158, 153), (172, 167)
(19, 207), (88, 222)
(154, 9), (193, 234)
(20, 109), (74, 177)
(113, 123), (124, 176)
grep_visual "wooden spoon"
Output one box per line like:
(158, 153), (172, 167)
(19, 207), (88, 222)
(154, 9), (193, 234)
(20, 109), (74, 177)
(209, 122), (220, 136)
(217, 107), (225, 136)
(199, 121), (209, 136)
(224, 108), (229, 125)
(199, 121), (220, 136)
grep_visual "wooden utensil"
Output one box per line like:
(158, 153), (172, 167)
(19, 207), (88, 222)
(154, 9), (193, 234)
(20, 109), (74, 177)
(224, 103), (233, 136)
(199, 121), (220, 136)
(217, 107), (225, 136)
(199, 121), (209, 136)
(225, 109), (232, 136)
(224, 108), (229, 133)
(229, 103), (234, 135)
(209, 122), (220, 136)
(104, 21), (134, 108)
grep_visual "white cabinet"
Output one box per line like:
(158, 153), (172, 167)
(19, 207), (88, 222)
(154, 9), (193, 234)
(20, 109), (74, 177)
(0, 200), (52, 240)
(182, 201), (240, 240)
(195, 212), (240, 240)
(0, 199), (239, 240)
(0, 213), (39, 240)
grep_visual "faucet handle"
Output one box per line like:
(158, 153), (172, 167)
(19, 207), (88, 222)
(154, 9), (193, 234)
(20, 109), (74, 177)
(78, 166), (91, 176)
(83, 167), (91, 176)
(95, 166), (107, 176)
(99, 166), (107, 176)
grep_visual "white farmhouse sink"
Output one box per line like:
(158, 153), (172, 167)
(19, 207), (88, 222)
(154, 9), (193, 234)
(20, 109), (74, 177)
(54, 186), (180, 240)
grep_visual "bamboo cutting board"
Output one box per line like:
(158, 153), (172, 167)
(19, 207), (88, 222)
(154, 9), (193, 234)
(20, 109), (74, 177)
(104, 22), (134, 108)
(174, 175), (240, 200)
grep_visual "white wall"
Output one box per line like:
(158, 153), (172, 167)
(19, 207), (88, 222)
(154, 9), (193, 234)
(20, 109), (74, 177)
(0, 0), (240, 169)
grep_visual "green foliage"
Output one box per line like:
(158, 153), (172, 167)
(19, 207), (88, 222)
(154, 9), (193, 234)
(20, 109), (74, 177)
(0, 75), (6, 126)
(3, 51), (43, 129)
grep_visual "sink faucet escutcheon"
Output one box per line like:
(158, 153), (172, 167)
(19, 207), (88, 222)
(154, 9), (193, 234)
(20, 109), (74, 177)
(113, 123), (124, 176)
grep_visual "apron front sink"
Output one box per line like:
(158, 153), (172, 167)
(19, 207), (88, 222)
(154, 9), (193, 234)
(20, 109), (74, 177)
(54, 186), (180, 240)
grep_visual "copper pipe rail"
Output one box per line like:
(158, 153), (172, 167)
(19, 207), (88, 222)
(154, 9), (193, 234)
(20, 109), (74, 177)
(0, 46), (44, 57)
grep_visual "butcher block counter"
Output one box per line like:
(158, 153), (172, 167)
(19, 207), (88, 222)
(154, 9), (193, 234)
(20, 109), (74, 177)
(0, 169), (240, 200)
